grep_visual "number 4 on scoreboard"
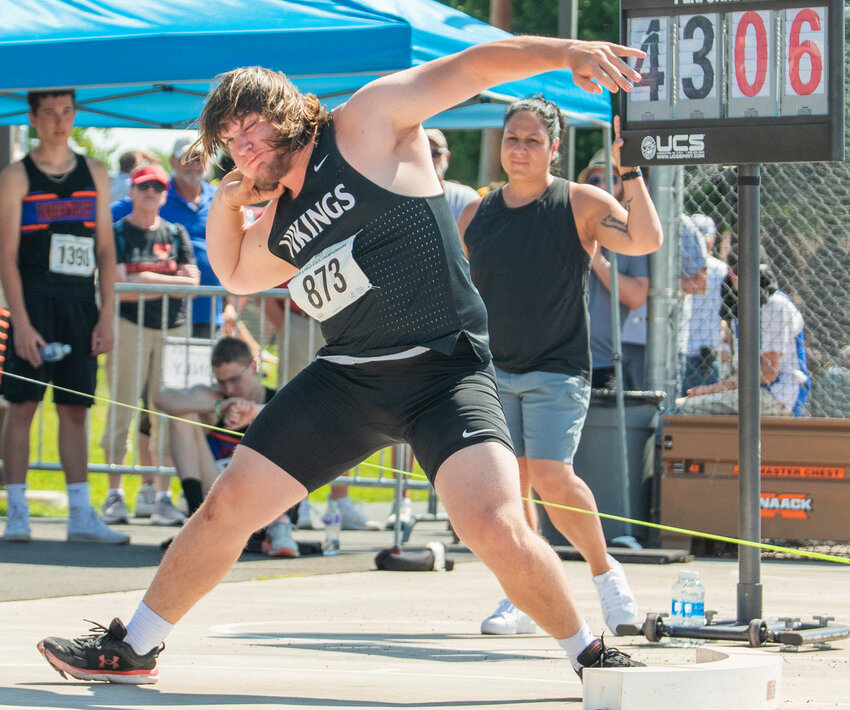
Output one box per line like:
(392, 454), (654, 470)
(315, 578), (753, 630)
(634, 18), (666, 102)
(627, 16), (671, 120)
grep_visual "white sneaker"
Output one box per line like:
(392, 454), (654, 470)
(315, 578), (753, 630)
(134, 483), (156, 518)
(101, 492), (129, 525)
(3, 503), (31, 542)
(262, 515), (299, 558)
(481, 598), (538, 635)
(149, 498), (187, 526)
(335, 497), (381, 531)
(295, 498), (319, 530)
(593, 555), (640, 636)
(67, 507), (130, 544)
(384, 496), (413, 529)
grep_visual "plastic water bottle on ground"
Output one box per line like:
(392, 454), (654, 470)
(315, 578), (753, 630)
(682, 570), (706, 646)
(38, 342), (72, 363)
(322, 499), (341, 556)
(668, 571), (689, 646)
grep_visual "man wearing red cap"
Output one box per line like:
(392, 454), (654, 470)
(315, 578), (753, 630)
(99, 164), (200, 527)
(0, 89), (126, 544)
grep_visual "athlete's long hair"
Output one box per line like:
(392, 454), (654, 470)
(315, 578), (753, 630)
(194, 66), (330, 165)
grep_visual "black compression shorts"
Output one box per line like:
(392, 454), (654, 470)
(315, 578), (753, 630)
(240, 341), (514, 489)
(1, 294), (98, 406)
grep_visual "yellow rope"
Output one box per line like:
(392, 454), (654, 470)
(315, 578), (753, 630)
(3, 370), (848, 565)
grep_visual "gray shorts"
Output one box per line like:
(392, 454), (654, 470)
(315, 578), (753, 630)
(494, 367), (590, 463)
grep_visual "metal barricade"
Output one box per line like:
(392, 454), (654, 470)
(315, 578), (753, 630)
(7, 283), (436, 541)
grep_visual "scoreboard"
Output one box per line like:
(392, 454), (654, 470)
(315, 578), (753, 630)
(619, 0), (845, 165)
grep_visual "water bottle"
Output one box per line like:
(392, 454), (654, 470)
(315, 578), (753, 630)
(39, 342), (72, 363)
(668, 571), (689, 646)
(670, 571), (688, 626)
(682, 571), (706, 646)
(321, 499), (341, 556)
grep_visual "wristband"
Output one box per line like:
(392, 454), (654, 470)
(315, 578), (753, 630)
(214, 398), (224, 420)
(620, 169), (643, 181)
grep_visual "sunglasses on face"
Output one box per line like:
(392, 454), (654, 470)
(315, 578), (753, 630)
(431, 148), (447, 159)
(586, 174), (621, 187)
(135, 181), (166, 193)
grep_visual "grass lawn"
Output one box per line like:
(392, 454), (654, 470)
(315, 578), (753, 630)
(1, 356), (430, 517)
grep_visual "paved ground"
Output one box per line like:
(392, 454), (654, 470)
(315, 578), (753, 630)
(1, 503), (849, 709)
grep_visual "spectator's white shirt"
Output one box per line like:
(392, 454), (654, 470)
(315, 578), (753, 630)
(442, 180), (480, 222)
(755, 292), (806, 412)
(679, 255), (728, 355)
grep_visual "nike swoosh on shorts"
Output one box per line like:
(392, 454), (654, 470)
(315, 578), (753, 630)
(462, 428), (497, 438)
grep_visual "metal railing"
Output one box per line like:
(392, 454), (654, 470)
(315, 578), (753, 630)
(9, 284), (433, 502)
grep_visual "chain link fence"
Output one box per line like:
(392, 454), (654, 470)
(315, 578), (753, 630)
(677, 19), (850, 418)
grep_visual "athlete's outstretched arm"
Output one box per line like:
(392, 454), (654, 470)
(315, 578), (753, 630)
(344, 37), (643, 138)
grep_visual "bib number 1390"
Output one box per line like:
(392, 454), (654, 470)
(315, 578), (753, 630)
(48, 233), (95, 277)
(288, 234), (372, 322)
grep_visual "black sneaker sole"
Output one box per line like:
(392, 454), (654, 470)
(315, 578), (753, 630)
(37, 640), (159, 685)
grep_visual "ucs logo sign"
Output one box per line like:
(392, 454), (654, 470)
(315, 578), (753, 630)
(641, 134), (706, 161)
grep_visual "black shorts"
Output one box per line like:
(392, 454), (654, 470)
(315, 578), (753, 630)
(0, 294), (98, 406)
(240, 342), (514, 490)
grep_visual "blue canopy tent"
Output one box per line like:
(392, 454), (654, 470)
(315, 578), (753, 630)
(0, 0), (611, 130)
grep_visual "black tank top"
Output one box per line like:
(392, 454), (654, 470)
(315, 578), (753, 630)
(19, 153), (98, 300)
(269, 120), (489, 361)
(465, 178), (591, 379)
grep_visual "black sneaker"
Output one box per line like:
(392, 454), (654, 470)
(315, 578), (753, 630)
(576, 637), (644, 678)
(37, 618), (162, 684)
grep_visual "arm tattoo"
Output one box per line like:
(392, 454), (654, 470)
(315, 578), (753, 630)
(601, 214), (629, 234)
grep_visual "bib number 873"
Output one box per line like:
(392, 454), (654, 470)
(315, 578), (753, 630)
(301, 258), (347, 310)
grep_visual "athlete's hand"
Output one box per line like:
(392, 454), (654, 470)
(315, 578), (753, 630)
(91, 315), (114, 356)
(564, 40), (644, 95)
(219, 169), (285, 210)
(11, 320), (45, 368)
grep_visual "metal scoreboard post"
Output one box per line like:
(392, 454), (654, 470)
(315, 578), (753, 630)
(619, 0), (845, 166)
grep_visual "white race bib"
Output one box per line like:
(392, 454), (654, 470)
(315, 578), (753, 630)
(49, 233), (95, 277)
(288, 234), (372, 322)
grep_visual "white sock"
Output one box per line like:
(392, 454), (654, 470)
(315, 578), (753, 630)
(155, 491), (171, 502)
(124, 600), (174, 656)
(66, 482), (91, 511)
(107, 488), (125, 499)
(5, 483), (28, 510)
(557, 622), (597, 671)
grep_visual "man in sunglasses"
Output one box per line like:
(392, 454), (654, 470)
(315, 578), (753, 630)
(426, 128), (479, 222)
(99, 164), (200, 527)
(153, 336), (299, 557)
